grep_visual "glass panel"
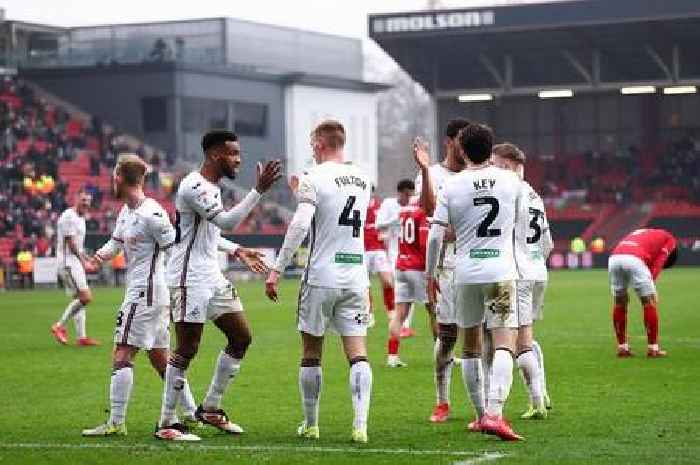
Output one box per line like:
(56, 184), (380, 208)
(233, 101), (267, 137)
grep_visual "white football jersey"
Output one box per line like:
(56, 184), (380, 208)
(167, 171), (228, 288)
(514, 181), (550, 282)
(434, 165), (523, 284)
(297, 161), (371, 289)
(113, 199), (175, 304)
(56, 208), (86, 266)
(415, 163), (460, 269)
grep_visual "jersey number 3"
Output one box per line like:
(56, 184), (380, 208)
(338, 196), (362, 238)
(473, 196), (501, 237)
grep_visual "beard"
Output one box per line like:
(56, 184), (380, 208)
(223, 165), (237, 180)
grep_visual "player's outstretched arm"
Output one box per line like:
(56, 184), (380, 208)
(93, 236), (124, 265)
(265, 202), (316, 301)
(413, 137), (436, 215)
(210, 160), (283, 230)
(218, 236), (270, 274)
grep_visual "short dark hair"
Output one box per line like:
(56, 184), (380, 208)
(397, 179), (415, 192)
(459, 123), (494, 164)
(202, 130), (238, 153)
(664, 247), (678, 269)
(445, 118), (470, 139)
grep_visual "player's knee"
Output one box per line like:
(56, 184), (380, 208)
(614, 294), (628, 307)
(641, 294), (657, 306)
(79, 293), (92, 305)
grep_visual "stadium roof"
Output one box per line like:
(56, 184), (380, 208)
(369, 0), (700, 97)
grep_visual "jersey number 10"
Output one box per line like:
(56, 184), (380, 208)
(399, 216), (416, 244)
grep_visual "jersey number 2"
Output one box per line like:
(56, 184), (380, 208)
(474, 196), (501, 237)
(338, 196), (362, 238)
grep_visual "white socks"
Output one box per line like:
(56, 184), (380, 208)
(160, 362), (186, 427)
(402, 304), (414, 329)
(59, 299), (83, 326)
(180, 379), (198, 419)
(517, 350), (543, 407)
(299, 366), (322, 427)
(461, 357), (485, 418)
(486, 349), (514, 417)
(532, 340), (548, 399)
(434, 338), (454, 405)
(350, 361), (372, 430)
(202, 351), (241, 411)
(108, 364), (133, 425)
(73, 308), (87, 338)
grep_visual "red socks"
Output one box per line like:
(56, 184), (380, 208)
(383, 286), (395, 313)
(643, 303), (659, 345)
(612, 305), (627, 345)
(388, 336), (400, 355)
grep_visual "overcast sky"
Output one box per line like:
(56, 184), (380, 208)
(1, 0), (569, 38)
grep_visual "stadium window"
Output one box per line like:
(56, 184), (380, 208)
(182, 97), (228, 132)
(141, 97), (168, 132)
(233, 101), (267, 137)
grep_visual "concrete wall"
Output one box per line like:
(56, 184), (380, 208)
(285, 84), (378, 184)
(21, 65), (178, 154)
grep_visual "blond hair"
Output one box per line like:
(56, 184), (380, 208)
(312, 120), (346, 150)
(492, 143), (526, 164)
(115, 153), (148, 186)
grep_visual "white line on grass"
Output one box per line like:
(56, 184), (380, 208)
(454, 452), (507, 465)
(0, 443), (506, 460)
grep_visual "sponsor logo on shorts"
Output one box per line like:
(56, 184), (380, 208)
(335, 252), (363, 264)
(354, 313), (370, 325)
(470, 248), (501, 259)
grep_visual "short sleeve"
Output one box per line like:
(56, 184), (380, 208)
(432, 185), (449, 226)
(148, 206), (176, 247)
(184, 182), (224, 220)
(296, 173), (317, 206)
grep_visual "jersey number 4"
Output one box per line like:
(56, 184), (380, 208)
(338, 196), (362, 238)
(474, 196), (501, 237)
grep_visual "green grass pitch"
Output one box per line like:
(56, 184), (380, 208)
(1, 269), (698, 465)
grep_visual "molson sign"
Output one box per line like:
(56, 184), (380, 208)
(372, 10), (495, 34)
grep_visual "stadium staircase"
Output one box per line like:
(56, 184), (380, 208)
(591, 203), (652, 250)
(25, 80), (176, 216)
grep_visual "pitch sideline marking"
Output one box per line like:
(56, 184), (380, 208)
(0, 442), (506, 459)
(454, 452), (507, 465)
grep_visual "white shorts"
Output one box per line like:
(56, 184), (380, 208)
(395, 270), (427, 304)
(114, 287), (170, 350)
(608, 254), (656, 297)
(436, 268), (456, 325)
(170, 282), (244, 324)
(297, 284), (369, 337)
(455, 281), (518, 330)
(59, 263), (88, 295)
(517, 280), (547, 326)
(366, 250), (392, 274)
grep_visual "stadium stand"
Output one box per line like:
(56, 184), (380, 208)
(0, 75), (291, 276)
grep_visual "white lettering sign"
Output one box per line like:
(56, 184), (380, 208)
(372, 11), (495, 34)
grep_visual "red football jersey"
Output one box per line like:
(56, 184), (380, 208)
(396, 204), (429, 271)
(364, 197), (385, 251)
(612, 228), (677, 280)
